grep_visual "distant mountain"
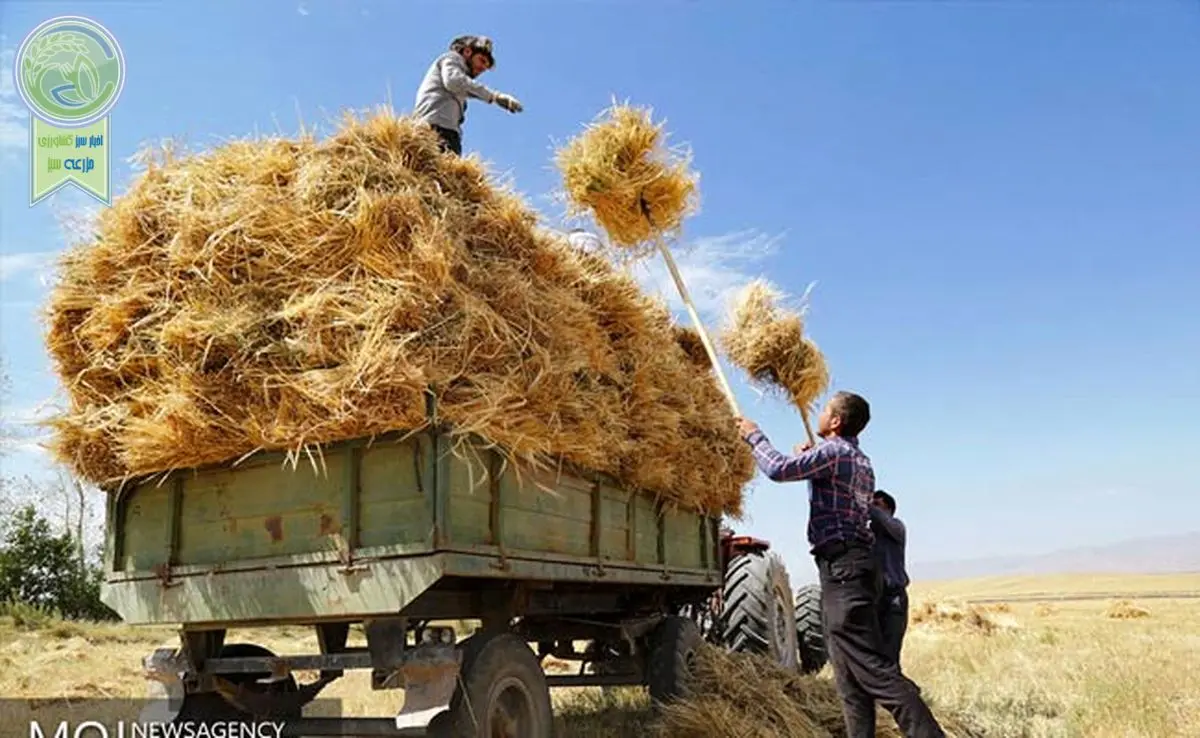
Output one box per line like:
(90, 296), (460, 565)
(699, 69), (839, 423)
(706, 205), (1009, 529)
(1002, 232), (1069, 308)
(910, 531), (1200, 582)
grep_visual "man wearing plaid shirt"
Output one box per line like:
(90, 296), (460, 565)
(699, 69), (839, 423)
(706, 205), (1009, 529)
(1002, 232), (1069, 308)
(738, 391), (945, 738)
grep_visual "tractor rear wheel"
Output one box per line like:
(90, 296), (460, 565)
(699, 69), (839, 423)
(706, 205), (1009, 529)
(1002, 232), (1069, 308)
(720, 550), (798, 669)
(794, 583), (828, 674)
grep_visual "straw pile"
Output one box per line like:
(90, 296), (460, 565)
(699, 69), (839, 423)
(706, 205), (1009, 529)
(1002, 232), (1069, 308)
(554, 103), (697, 257)
(909, 600), (1012, 636)
(1105, 600), (1150, 620)
(41, 108), (754, 515)
(654, 646), (979, 738)
(721, 280), (830, 415)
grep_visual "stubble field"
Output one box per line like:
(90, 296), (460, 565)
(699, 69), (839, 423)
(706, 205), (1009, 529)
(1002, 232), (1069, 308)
(0, 573), (1197, 738)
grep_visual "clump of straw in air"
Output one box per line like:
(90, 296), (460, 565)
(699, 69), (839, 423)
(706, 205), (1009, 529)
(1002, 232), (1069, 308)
(720, 280), (830, 416)
(554, 103), (697, 255)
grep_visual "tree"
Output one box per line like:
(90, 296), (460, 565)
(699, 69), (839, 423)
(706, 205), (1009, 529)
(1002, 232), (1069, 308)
(0, 504), (115, 621)
(0, 359), (114, 622)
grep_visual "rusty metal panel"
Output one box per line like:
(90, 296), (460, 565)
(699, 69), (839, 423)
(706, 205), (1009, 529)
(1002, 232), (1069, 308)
(357, 435), (433, 550)
(100, 552), (447, 626)
(596, 483), (630, 562)
(439, 550), (718, 588)
(663, 504), (703, 570)
(442, 438), (492, 547)
(172, 452), (350, 566)
(118, 481), (173, 572)
(104, 421), (722, 628)
(633, 494), (659, 565)
(496, 462), (592, 558)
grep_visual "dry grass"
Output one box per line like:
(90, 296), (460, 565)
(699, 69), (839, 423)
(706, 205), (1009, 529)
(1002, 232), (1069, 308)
(554, 102), (697, 255)
(649, 646), (978, 738)
(3, 576), (1197, 737)
(40, 107), (753, 516)
(1104, 600), (1150, 620)
(909, 599), (1018, 636)
(912, 572), (1200, 601)
(898, 577), (1200, 738)
(720, 280), (829, 416)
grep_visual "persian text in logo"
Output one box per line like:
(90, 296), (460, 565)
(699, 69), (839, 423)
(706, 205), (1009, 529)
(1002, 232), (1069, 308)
(13, 15), (126, 206)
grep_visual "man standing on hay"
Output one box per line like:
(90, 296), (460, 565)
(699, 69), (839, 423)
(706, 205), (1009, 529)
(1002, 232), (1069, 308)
(413, 35), (523, 155)
(737, 393), (946, 738)
(871, 489), (911, 668)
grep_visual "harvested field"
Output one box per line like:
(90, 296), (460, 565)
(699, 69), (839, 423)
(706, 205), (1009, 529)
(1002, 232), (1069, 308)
(2, 575), (1198, 737)
(40, 109), (753, 516)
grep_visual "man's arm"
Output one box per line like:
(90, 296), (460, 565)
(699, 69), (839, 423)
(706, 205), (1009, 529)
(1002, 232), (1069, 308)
(869, 506), (906, 545)
(743, 430), (837, 483)
(438, 56), (497, 102)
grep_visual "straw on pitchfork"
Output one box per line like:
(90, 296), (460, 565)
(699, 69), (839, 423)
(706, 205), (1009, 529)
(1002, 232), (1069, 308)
(720, 280), (829, 445)
(555, 104), (739, 412)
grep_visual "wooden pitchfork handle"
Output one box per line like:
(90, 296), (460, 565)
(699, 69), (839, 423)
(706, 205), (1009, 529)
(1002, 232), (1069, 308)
(651, 234), (740, 416)
(654, 237), (818, 445)
(639, 198), (817, 443)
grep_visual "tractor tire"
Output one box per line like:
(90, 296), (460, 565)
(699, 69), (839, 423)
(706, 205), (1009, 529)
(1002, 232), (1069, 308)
(720, 550), (799, 669)
(794, 583), (828, 674)
(646, 615), (703, 706)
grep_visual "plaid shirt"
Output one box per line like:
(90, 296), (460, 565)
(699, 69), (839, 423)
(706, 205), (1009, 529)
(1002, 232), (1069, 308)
(744, 430), (875, 552)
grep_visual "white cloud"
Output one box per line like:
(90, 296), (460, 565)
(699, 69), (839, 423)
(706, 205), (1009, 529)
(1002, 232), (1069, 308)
(0, 400), (55, 460)
(625, 228), (784, 321)
(0, 44), (28, 153)
(0, 250), (57, 284)
(0, 437), (49, 459)
(297, 3), (311, 15)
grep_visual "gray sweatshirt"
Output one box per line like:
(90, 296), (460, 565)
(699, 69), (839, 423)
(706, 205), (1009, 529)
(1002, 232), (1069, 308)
(412, 51), (497, 132)
(869, 505), (910, 593)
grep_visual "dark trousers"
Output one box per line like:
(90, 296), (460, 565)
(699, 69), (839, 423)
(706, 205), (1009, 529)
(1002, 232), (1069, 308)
(431, 125), (462, 156)
(815, 541), (944, 738)
(878, 589), (909, 667)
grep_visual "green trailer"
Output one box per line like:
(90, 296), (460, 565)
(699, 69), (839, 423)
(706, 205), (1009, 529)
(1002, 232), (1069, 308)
(105, 397), (825, 737)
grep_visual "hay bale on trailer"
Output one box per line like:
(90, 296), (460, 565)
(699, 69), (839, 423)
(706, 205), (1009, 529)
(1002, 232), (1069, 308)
(41, 108), (753, 518)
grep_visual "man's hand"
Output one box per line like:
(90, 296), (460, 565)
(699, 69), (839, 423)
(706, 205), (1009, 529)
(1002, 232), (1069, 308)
(736, 418), (759, 439)
(793, 441), (814, 454)
(494, 93), (523, 113)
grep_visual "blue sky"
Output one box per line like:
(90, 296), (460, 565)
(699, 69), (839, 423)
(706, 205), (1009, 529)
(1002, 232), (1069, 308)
(1, 1), (1197, 583)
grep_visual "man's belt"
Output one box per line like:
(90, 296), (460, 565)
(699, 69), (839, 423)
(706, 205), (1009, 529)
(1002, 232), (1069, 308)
(811, 537), (868, 562)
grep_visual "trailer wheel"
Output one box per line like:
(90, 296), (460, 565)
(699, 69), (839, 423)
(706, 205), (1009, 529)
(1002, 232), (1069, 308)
(794, 583), (828, 674)
(720, 550), (799, 669)
(438, 632), (553, 738)
(646, 615), (702, 705)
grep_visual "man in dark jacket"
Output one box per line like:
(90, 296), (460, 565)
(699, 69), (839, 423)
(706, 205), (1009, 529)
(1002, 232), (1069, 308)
(870, 489), (910, 667)
(413, 35), (523, 155)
